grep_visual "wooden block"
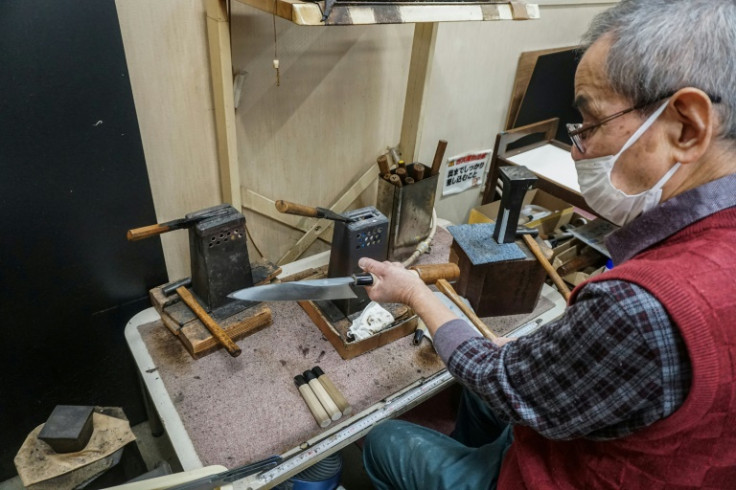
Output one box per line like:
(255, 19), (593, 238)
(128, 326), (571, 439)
(299, 300), (417, 360)
(151, 290), (273, 359)
(288, 267), (417, 359)
(451, 239), (546, 317)
(179, 304), (272, 359)
(148, 259), (279, 358)
(149, 288), (182, 336)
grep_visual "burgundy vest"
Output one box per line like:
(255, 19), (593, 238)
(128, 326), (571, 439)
(498, 208), (736, 489)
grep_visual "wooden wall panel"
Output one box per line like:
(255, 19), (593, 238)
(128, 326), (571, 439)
(420, 4), (614, 226)
(116, 0), (222, 280)
(117, 0), (616, 273)
(231, 6), (413, 262)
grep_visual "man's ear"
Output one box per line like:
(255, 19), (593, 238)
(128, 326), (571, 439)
(666, 88), (714, 164)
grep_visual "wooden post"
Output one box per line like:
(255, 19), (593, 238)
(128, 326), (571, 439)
(206, 0), (241, 209)
(399, 22), (438, 164)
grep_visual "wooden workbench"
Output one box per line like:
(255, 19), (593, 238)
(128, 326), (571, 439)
(126, 227), (563, 486)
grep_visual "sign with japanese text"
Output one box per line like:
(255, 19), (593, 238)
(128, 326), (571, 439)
(441, 150), (492, 196)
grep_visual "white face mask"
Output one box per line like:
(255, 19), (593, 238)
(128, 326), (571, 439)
(575, 100), (680, 226)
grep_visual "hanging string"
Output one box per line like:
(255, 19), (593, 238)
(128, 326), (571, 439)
(272, 0), (280, 86)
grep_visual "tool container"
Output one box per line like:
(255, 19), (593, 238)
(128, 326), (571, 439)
(328, 206), (389, 317)
(187, 204), (253, 310)
(377, 169), (438, 261)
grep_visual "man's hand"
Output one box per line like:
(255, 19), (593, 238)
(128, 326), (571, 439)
(358, 257), (431, 308)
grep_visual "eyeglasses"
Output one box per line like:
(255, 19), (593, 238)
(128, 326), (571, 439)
(566, 99), (665, 154)
(566, 92), (721, 154)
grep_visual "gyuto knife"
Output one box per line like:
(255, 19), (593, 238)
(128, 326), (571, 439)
(228, 263), (460, 302)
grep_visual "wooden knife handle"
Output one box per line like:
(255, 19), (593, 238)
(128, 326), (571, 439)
(435, 278), (497, 340)
(127, 224), (173, 241)
(127, 216), (202, 241)
(523, 234), (571, 302)
(176, 286), (242, 357)
(430, 139), (448, 176)
(275, 200), (319, 218)
(409, 263), (460, 284)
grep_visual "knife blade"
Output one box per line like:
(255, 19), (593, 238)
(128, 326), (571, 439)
(228, 274), (374, 302)
(227, 263), (460, 303)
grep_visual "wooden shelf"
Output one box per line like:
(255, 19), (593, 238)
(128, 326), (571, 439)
(234, 0), (539, 26)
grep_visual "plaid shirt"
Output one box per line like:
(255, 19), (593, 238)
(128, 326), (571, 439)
(434, 174), (736, 441)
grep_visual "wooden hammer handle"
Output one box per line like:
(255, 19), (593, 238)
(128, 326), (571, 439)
(523, 234), (571, 302)
(435, 279), (497, 340)
(409, 263), (460, 284)
(275, 200), (319, 218)
(176, 286), (242, 357)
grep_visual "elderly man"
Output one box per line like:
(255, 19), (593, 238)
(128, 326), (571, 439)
(359, 0), (736, 488)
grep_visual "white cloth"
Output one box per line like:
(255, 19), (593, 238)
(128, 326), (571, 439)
(347, 302), (395, 341)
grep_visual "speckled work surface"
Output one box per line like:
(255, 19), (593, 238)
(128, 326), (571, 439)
(137, 227), (553, 468)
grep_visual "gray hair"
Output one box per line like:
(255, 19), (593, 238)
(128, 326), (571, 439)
(581, 0), (736, 139)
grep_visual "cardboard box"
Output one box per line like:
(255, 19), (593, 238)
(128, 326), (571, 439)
(469, 189), (574, 236)
(551, 238), (607, 287)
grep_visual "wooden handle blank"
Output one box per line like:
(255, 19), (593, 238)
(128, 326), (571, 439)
(296, 383), (331, 428)
(377, 154), (391, 176)
(307, 378), (342, 421)
(522, 234), (571, 302)
(275, 200), (319, 218)
(127, 224), (172, 241)
(389, 175), (403, 187)
(316, 373), (352, 416)
(411, 163), (425, 182)
(176, 286), (242, 357)
(435, 279), (497, 340)
(430, 139), (448, 176)
(409, 263), (460, 284)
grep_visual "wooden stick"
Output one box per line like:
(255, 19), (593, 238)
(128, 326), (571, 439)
(430, 139), (448, 176)
(522, 234), (571, 302)
(176, 286), (242, 357)
(435, 279), (497, 340)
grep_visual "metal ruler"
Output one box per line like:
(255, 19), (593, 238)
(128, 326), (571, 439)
(247, 369), (454, 488)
